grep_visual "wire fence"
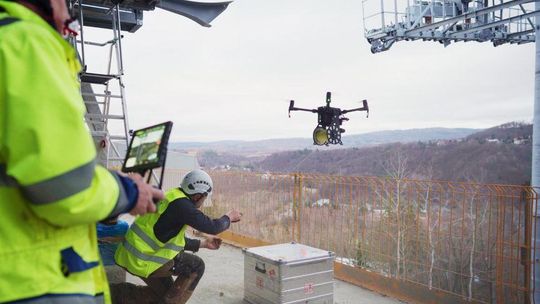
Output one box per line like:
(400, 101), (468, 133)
(162, 169), (538, 304)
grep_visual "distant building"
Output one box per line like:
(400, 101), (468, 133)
(211, 164), (231, 170)
(514, 138), (525, 145)
(513, 137), (530, 145)
(436, 140), (450, 146)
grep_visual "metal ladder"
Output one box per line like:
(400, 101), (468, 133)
(72, 1), (130, 168)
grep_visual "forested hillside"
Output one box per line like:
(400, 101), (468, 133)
(256, 140), (531, 184)
(200, 122), (532, 185)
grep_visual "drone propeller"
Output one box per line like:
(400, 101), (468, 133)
(284, 99), (298, 118)
(288, 100), (294, 118)
(341, 99), (369, 117)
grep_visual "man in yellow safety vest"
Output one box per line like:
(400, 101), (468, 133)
(0, 0), (163, 302)
(115, 169), (242, 304)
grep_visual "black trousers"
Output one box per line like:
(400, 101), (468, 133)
(143, 252), (205, 295)
(110, 252), (205, 304)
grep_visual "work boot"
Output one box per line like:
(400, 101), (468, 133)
(160, 273), (197, 304)
(110, 282), (159, 304)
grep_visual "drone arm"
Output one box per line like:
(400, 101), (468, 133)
(288, 100), (317, 117)
(341, 100), (369, 117)
(293, 107), (318, 113)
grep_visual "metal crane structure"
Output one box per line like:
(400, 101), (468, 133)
(69, 0), (231, 168)
(363, 0), (537, 53)
(363, 0), (540, 301)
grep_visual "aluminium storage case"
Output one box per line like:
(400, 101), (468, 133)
(243, 243), (335, 304)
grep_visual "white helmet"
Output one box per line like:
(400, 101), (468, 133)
(181, 169), (213, 196)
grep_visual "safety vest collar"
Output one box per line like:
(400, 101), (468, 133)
(161, 187), (194, 209)
(0, 1), (52, 33)
(0, 1), (78, 67)
(176, 187), (196, 205)
(179, 187), (190, 198)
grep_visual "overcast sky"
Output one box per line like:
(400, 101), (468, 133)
(84, 0), (535, 142)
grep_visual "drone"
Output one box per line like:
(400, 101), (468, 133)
(288, 92), (369, 146)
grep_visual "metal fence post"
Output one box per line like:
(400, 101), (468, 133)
(496, 189), (505, 303)
(292, 173), (301, 242)
(297, 174), (303, 242)
(292, 173), (297, 242)
(523, 186), (533, 304)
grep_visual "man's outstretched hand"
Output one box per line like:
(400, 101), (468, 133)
(226, 210), (242, 223)
(128, 173), (163, 215)
(201, 235), (222, 250)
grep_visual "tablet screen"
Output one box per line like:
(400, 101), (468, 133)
(122, 121), (172, 173)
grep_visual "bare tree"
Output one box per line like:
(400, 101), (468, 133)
(381, 149), (410, 278)
(466, 186), (489, 301)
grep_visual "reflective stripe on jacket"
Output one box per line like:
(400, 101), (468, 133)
(0, 1), (128, 302)
(115, 188), (189, 278)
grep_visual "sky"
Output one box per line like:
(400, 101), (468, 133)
(82, 0), (535, 142)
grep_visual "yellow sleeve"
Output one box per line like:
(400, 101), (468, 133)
(0, 21), (130, 226)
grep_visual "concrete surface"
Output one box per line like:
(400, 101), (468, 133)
(127, 244), (403, 304)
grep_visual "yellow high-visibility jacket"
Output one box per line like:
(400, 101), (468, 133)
(0, 1), (130, 302)
(115, 188), (188, 278)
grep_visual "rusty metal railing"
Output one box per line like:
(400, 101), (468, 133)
(162, 169), (538, 304)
